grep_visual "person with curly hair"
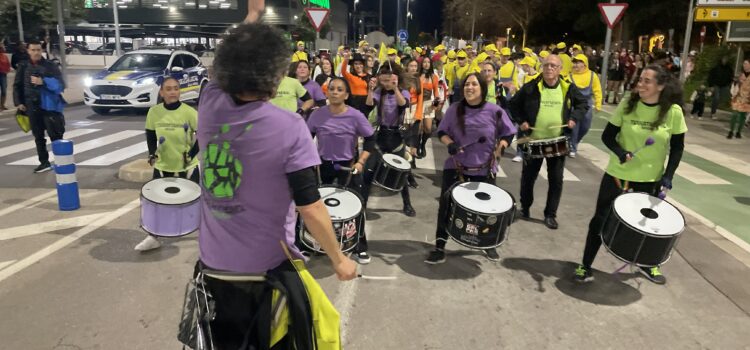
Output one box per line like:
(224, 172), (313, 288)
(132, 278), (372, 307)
(190, 2), (356, 348)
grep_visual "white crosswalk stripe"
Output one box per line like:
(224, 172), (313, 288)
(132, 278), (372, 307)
(78, 142), (147, 166)
(8, 130), (143, 166)
(685, 143), (750, 177)
(538, 166), (581, 181)
(0, 129), (100, 159)
(0, 130), (29, 143)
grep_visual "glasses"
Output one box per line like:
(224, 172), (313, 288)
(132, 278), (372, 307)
(542, 63), (561, 69)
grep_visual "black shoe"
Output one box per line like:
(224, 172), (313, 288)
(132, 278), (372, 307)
(639, 266), (667, 285)
(520, 208), (530, 220)
(728, 131), (734, 139)
(574, 265), (594, 283)
(355, 252), (371, 264)
(416, 146), (426, 159)
(403, 204), (416, 217)
(544, 217), (559, 230)
(424, 249), (446, 264)
(736, 132), (742, 139)
(483, 248), (501, 262)
(407, 174), (419, 189)
(33, 162), (52, 173)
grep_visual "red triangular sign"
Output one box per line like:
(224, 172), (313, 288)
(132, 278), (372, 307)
(305, 8), (330, 32)
(598, 3), (628, 29)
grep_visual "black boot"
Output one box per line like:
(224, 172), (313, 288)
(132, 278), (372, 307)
(736, 132), (742, 139)
(407, 173), (419, 188)
(417, 135), (428, 158)
(728, 131), (734, 139)
(403, 203), (416, 217)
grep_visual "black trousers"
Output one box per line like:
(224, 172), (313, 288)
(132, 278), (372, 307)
(152, 167), (200, 184)
(690, 101), (705, 117)
(581, 173), (658, 269)
(361, 129), (411, 206)
(520, 155), (566, 218)
(29, 108), (65, 164)
(318, 159), (368, 253)
(435, 169), (495, 250)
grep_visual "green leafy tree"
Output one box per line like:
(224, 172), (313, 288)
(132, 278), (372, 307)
(0, 0), (87, 41)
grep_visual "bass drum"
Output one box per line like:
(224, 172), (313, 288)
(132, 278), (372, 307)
(446, 182), (516, 249)
(297, 185), (363, 253)
(140, 177), (201, 237)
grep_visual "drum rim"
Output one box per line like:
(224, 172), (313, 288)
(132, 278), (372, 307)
(444, 227), (510, 250)
(140, 224), (198, 237)
(317, 184), (365, 222)
(140, 177), (202, 205)
(444, 181), (516, 250)
(599, 232), (679, 268)
(611, 192), (686, 238)
(450, 182), (516, 215)
(527, 136), (569, 145)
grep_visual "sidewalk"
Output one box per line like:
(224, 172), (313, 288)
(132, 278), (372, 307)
(1, 68), (91, 118)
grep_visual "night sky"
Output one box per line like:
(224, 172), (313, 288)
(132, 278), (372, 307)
(348, 0), (443, 36)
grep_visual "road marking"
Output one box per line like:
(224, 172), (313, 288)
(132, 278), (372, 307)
(0, 130), (28, 143)
(577, 143), (610, 169)
(539, 166), (581, 181)
(78, 142), (147, 166)
(0, 213), (108, 241)
(416, 138), (437, 171)
(676, 162), (731, 185)
(9, 130), (143, 165)
(0, 190), (58, 218)
(685, 143), (750, 177)
(0, 129), (100, 159)
(0, 260), (15, 271)
(0, 198), (140, 284)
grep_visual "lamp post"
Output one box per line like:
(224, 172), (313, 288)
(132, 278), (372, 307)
(15, 0), (24, 43)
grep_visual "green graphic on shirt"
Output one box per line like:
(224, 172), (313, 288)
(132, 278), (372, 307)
(202, 123), (252, 199)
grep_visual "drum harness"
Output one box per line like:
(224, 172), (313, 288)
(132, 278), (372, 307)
(452, 110), (507, 183)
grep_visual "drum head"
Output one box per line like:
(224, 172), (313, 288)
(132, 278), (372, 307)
(319, 186), (363, 220)
(613, 192), (685, 236)
(451, 182), (513, 214)
(141, 178), (201, 205)
(382, 153), (411, 170)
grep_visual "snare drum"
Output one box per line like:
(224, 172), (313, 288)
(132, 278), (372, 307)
(524, 136), (570, 159)
(373, 153), (411, 191)
(446, 182), (516, 249)
(601, 192), (685, 267)
(298, 185), (363, 253)
(140, 178), (201, 237)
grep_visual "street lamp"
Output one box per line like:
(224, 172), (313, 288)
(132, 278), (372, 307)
(506, 27), (511, 49)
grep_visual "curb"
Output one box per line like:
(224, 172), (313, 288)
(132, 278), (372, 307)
(118, 158), (153, 183)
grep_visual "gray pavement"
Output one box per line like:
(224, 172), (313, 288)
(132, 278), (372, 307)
(0, 105), (749, 349)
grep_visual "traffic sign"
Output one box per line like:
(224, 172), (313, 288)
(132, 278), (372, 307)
(304, 7), (330, 32)
(598, 3), (628, 29)
(695, 7), (750, 21)
(397, 30), (408, 42)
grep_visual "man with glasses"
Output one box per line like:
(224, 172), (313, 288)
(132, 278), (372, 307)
(509, 55), (588, 229)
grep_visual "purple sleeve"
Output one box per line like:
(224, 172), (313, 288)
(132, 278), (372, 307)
(438, 103), (457, 136)
(310, 83), (326, 102)
(401, 89), (411, 104)
(286, 118), (322, 173)
(354, 110), (375, 137)
(307, 108), (322, 133)
(372, 89), (381, 105)
(494, 106), (517, 138)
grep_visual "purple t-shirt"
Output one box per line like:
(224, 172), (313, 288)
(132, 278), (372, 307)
(197, 82), (320, 273)
(372, 88), (410, 127)
(307, 105), (374, 161)
(438, 101), (517, 176)
(300, 79), (326, 108)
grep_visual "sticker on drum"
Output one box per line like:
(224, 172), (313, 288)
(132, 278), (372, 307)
(613, 192), (684, 236)
(382, 153), (412, 170)
(319, 186), (362, 220)
(451, 182), (514, 215)
(454, 218), (464, 229)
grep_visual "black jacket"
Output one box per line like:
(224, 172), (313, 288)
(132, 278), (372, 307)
(509, 75), (589, 129)
(707, 63), (733, 88)
(10, 51), (29, 70)
(13, 58), (63, 108)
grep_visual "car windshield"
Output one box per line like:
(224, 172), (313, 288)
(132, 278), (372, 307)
(108, 54), (169, 72)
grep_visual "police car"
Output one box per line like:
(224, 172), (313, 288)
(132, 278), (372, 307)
(83, 49), (209, 114)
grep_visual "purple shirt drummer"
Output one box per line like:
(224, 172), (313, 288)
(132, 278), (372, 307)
(438, 101), (516, 176)
(301, 78), (327, 108)
(372, 88), (411, 127)
(307, 105), (375, 161)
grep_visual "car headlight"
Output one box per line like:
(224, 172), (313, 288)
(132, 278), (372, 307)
(83, 76), (93, 87)
(135, 77), (155, 86)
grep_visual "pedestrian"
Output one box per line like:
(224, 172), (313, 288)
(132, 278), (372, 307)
(13, 40), (65, 173)
(11, 42), (29, 71)
(605, 53), (624, 104)
(313, 55), (334, 96)
(707, 56), (734, 120)
(689, 84), (710, 120)
(291, 40), (308, 63)
(270, 74), (314, 115)
(568, 54), (602, 158)
(340, 52), (371, 115)
(574, 64), (686, 285)
(417, 57), (441, 159)
(0, 43), (10, 110)
(135, 77), (199, 251)
(728, 59), (750, 139)
(290, 60), (327, 110)
(189, 5), (357, 348)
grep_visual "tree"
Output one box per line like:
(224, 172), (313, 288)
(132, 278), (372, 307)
(0, 0), (87, 42)
(442, 0), (544, 46)
(292, 14), (331, 42)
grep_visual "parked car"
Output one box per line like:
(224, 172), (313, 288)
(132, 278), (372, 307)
(87, 42), (134, 55)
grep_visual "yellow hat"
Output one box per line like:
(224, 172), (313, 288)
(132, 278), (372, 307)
(572, 54), (589, 67)
(415, 47), (423, 54)
(556, 42), (566, 49)
(387, 48), (398, 55)
(476, 52), (489, 62)
(522, 47), (533, 54)
(447, 49), (456, 59)
(435, 44), (446, 51)
(338, 45), (344, 52)
(484, 43), (497, 52)
(358, 40), (369, 47)
(465, 45), (473, 50)
(520, 56), (536, 67)
(539, 50), (550, 58)
(456, 50), (468, 58)
(500, 47), (511, 56)
(572, 44), (582, 51)
(296, 41), (305, 46)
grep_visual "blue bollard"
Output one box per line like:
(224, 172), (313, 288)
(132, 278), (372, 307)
(52, 140), (80, 211)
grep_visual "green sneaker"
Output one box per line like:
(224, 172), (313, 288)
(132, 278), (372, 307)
(639, 266), (667, 285)
(574, 265), (594, 283)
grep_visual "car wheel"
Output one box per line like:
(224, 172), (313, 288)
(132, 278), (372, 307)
(92, 107), (110, 115)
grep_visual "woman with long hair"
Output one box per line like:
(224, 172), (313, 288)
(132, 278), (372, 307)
(341, 52), (372, 114)
(402, 59), (423, 182)
(314, 56), (335, 95)
(416, 57), (442, 158)
(290, 60), (327, 109)
(574, 64), (687, 285)
(425, 72), (517, 264)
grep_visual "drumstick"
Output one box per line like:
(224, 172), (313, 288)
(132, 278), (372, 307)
(333, 163), (360, 175)
(154, 136), (166, 156)
(460, 136), (487, 150)
(547, 124), (568, 129)
(515, 137), (532, 145)
(358, 274), (397, 280)
(632, 137), (655, 155)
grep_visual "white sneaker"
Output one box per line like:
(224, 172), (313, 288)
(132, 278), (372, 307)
(512, 155), (523, 162)
(698, 117), (703, 121)
(569, 152), (577, 158)
(134, 235), (161, 251)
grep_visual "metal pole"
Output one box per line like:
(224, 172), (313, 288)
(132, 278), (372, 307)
(470, 1), (476, 42)
(396, 0), (401, 37)
(15, 0), (24, 43)
(679, 0), (695, 82)
(600, 0), (616, 93)
(379, 0), (383, 28)
(56, 0), (67, 79)
(112, 0), (122, 57)
(406, 0), (410, 38)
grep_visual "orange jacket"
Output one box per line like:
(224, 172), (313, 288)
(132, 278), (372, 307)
(341, 59), (369, 97)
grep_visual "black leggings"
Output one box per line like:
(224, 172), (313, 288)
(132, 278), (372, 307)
(435, 169), (496, 250)
(361, 129), (411, 206)
(318, 159), (368, 253)
(581, 173), (658, 269)
(153, 167), (200, 184)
